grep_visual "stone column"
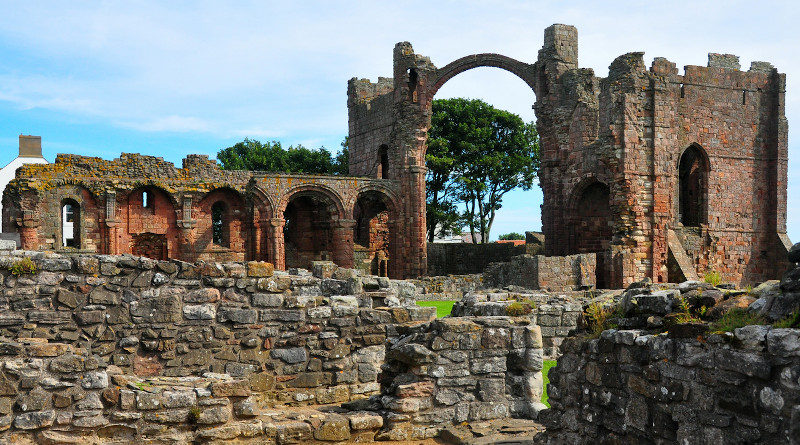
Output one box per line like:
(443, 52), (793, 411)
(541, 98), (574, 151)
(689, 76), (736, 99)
(104, 191), (119, 255)
(269, 218), (285, 270)
(331, 219), (356, 269)
(17, 211), (39, 251)
(176, 196), (196, 261)
(407, 164), (428, 277)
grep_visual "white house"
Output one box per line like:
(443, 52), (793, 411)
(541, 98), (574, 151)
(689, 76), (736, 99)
(0, 135), (48, 238)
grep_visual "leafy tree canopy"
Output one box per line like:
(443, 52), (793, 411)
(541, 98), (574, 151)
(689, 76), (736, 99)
(499, 232), (525, 240)
(426, 98), (539, 243)
(218, 138), (349, 175)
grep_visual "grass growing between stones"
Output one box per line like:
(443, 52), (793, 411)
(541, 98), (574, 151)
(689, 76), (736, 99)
(542, 360), (557, 407)
(709, 308), (765, 333)
(416, 301), (456, 318)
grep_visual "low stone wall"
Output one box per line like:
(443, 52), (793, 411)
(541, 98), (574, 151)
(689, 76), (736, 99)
(411, 274), (484, 301)
(451, 293), (584, 358)
(378, 317), (546, 440)
(0, 251), (442, 442)
(427, 242), (525, 276)
(483, 253), (596, 292)
(544, 327), (800, 444)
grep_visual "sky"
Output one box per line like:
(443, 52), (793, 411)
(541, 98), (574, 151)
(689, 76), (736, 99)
(0, 1), (798, 242)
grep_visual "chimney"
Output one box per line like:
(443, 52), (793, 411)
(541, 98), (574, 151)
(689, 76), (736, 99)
(18, 135), (42, 158)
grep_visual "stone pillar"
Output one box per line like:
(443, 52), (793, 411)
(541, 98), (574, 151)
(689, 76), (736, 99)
(17, 210), (39, 251)
(269, 218), (285, 270)
(176, 196), (196, 261)
(407, 164), (428, 277)
(104, 191), (118, 255)
(331, 219), (356, 269)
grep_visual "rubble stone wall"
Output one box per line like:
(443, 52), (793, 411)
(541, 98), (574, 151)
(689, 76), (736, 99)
(544, 328), (800, 444)
(0, 251), (440, 441)
(483, 253), (597, 291)
(427, 242), (526, 276)
(378, 317), (546, 440)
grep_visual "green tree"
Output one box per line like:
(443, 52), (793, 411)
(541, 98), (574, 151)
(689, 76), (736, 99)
(427, 98), (539, 243)
(217, 138), (349, 175)
(499, 232), (525, 240)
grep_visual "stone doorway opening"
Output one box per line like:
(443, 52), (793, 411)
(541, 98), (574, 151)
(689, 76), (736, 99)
(283, 193), (336, 270)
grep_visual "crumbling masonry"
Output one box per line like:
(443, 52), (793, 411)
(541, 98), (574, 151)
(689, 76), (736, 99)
(3, 24), (792, 285)
(348, 24), (791, 286)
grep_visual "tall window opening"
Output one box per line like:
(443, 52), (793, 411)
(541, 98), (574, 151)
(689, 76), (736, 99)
(407, 68), (418, 102)
(678, 144), (708, 227)
(61, 199), (80, 248)
(212, 201), (228, 247)
(378, 145), (389, 179)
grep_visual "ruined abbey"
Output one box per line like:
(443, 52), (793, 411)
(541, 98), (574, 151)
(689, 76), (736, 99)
(0, 23), (797, 445)
(3, 25), (791, 287)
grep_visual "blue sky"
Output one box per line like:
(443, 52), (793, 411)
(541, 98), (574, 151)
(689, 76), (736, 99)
(0, 1), (798, 241)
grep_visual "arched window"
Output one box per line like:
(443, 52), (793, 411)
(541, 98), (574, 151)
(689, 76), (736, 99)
(678, 145), (709, 227)
(61, 199), (80, 249)
(212, 201), (228, 247)
(378, 145), (389, 179)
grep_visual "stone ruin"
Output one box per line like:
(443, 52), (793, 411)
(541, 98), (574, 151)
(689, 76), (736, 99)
(0, 22), (797, 445)
(3, 23), (791, 289)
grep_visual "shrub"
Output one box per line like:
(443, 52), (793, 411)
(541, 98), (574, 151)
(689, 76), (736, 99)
(585, 302), (620, 338)
(10, 257), (36, 276)
(710, 308), (765, 333)
(187, 407), (201, 424)
(704, 271), (722, 287)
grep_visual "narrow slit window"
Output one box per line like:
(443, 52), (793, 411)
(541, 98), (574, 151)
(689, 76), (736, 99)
(680, 84), (685, 98)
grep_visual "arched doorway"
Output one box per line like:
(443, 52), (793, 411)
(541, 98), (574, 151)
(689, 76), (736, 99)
(569, 180), (612, 288)
(282, 190), (342, 270)
(678, 144), (709, 227)
(353, 190), (397, 277)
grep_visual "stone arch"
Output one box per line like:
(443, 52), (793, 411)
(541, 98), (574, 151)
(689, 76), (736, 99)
(280, 185), (347, 270)
(567, 178), (613, 288)
(55, 185), (99, 251)
(194, 187), (247, 261)
(118, 185), (178, 260)
(352, 187), (401, 278)
(278, 184), (347, 219)
(677, 143), (709, 227)
(426, 54), (536, 104)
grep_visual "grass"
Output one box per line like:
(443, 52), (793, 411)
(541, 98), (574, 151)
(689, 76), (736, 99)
(542, 360), (557, 407)
(585, 302), (620, 338)
(704, 271), (722, 286)
(710, 308), (765, 333)
(416, 301), (456, 318)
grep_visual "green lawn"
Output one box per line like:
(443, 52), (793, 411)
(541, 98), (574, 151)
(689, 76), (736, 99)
(416, 300), (456, 318)
(542, 360), (557, 407)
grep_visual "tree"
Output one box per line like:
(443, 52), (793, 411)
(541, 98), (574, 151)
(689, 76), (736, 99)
(217, 138), (349, 175)
(427, 98), (539, 243)
(499, 232), (525, 240)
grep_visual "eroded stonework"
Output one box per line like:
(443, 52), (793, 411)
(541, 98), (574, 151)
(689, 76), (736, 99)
(348, 24), (791, 286)
(2, 153), (409, 277)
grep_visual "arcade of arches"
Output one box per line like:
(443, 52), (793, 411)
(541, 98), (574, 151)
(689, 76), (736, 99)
(3, 153), (401, 277)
